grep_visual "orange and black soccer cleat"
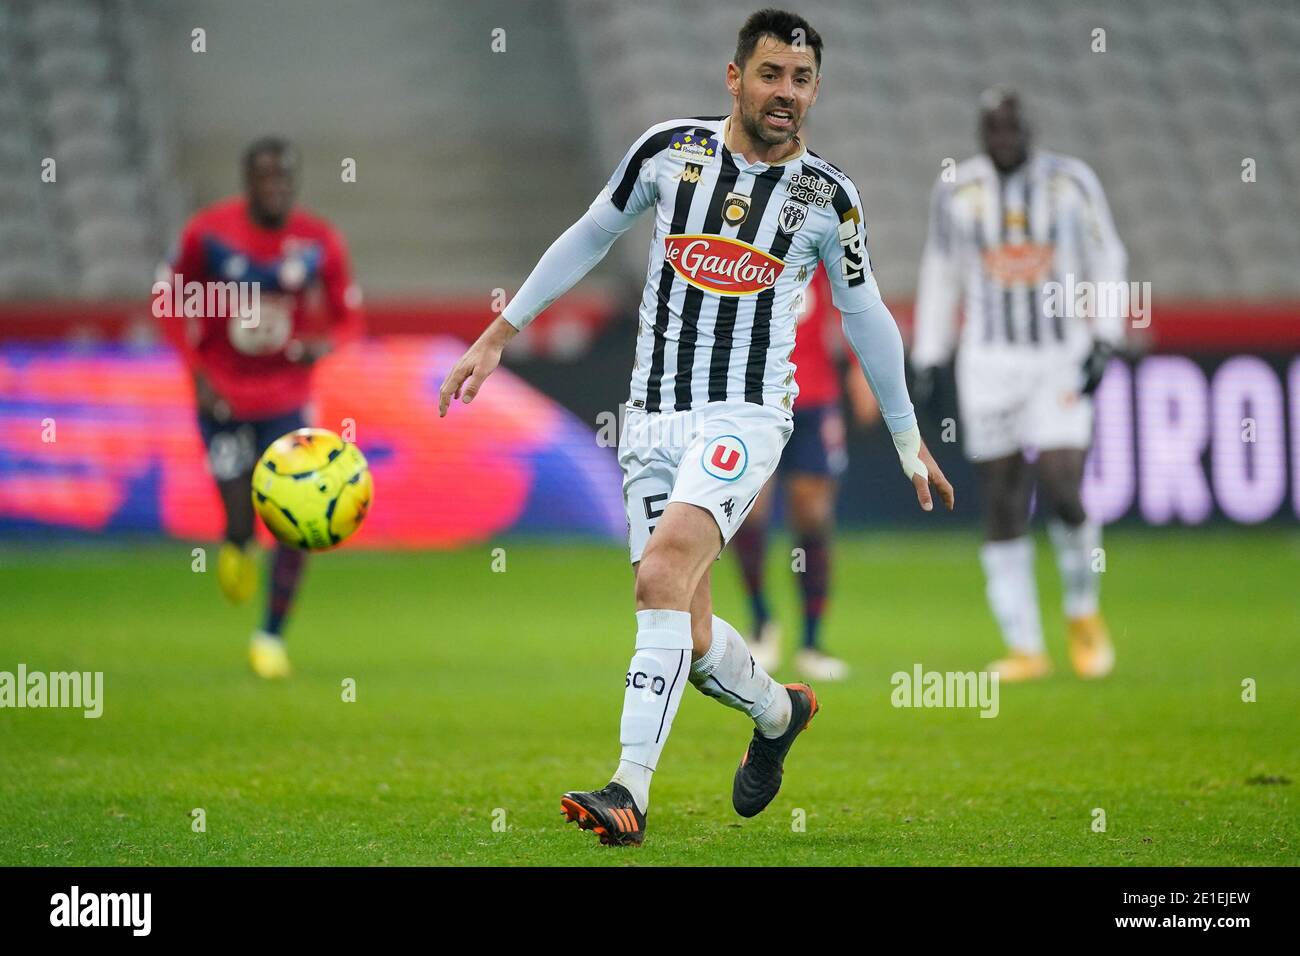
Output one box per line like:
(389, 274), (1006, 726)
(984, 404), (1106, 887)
(560, 783), (646, 847)
(732, 682), (819, 818)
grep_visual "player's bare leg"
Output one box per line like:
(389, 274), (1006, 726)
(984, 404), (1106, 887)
(686, 562), (791, 731)
(1037, 448), (1113, 678)
(730, 480), (781, 671)
(687, 566), (716, 658)
(676, 509), (820, 820)
(563, 501), (806, 842)
(978, 452), (1051, 681)
(787, 473), (848, 681)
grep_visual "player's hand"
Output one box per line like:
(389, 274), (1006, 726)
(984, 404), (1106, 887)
(914, 439), (954, 512)
(438, 317), (518, 417)
(891, 424), (954, 513)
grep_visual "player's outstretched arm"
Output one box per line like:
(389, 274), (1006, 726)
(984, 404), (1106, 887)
(438, 316), (517, 416)
(439, 205), (631, 417)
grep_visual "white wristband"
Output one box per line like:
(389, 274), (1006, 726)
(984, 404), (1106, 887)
(891, 424), (929, 481)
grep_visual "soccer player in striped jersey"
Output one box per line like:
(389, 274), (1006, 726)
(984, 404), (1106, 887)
(911, 89), (1127, 683)
(440, 9), (953, 846)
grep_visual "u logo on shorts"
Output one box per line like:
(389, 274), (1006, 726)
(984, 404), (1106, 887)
(701, 435), (748, 481)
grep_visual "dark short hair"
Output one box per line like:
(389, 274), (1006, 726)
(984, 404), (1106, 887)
(735, 8), (822, 73)
(242, 136), (299, 175)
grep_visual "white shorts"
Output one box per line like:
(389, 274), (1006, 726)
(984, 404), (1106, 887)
(956, 349), (1093, 462)
(619, 401), (793, 563)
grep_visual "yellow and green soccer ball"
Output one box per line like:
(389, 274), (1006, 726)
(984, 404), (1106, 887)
(251, 428), (373, 550)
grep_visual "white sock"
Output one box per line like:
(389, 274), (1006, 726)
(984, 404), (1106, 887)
(609, 609), (692, 812)
(611, 759), (653, 813)
(690, 615), (790, 739)
(980, 537), (1044, 655)
(1048, 519), (1101, 619)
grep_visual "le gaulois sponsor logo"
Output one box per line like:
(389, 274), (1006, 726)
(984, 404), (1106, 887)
(663, 234), (785, 296)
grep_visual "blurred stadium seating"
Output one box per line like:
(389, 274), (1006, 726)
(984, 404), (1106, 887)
(1, 0), (1297, 541)
(0, 0), (184, 298)
(2, 0), (1298, 300)
(570, 0), (1300, 299)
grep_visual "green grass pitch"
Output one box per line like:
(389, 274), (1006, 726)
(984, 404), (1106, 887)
(1, 529), (1296, 866)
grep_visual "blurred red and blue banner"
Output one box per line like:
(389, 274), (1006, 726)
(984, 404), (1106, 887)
(1, 301), (1297, 542)
(0, 337), (626, 546)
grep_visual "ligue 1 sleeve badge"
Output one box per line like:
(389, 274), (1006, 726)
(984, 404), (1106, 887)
(701, 434), (748, 481)
(669, 131), (717, 165)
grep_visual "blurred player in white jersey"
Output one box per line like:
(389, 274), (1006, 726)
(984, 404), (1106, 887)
(911, 89), (1127, 682)
(440, 10), (953, 845)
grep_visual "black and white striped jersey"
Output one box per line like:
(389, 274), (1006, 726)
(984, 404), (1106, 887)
(912, 150), (1128, 367)
(588, 115), (882, 416)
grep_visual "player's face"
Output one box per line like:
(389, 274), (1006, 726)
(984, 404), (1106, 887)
(730, 36), (819, 146)
(980, 104), (1030, 173)
(245, 152), (297, 227)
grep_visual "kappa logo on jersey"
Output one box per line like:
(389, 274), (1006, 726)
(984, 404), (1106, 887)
(701, 434), (748, 481)
(722, 192), (751, 227)
(663, 235), (785, 296)
(668, 131), (717, 165)
(720, 497), (736, 520)
(675, 163), (703, 183)
(778, 199), (808, 235)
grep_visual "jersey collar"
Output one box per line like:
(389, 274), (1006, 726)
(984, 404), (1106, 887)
(721, 115), (807, 171)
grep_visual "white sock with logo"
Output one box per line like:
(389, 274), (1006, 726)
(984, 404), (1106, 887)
(609, 609), (692, 813)
(980, 537), (1044, 655)
(1048, 519), (1101, 619)
(690, 615), (790, 739)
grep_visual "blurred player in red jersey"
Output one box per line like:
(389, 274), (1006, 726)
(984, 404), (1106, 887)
(161, 137), (363, 678)
(731, 265), (879, 681)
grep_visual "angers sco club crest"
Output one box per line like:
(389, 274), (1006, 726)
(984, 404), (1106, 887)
(778, 199), (808, 235)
